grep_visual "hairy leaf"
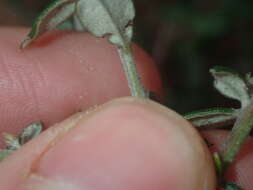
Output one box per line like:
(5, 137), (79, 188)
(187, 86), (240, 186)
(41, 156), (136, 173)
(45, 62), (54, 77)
(0, 122), (43, 162)
(74, 0), (135, 46)
(184, 108), (238, 128)
(19, 121), (43, 145)
(21, 0), (135, 48)
(20, 0), (147, 98)
(213, 152), (223, 177)
(2, 133), (20, 150)
(20, 0), (76, 48)
(245, 73), (253, 95)
(210, 66), (250, 108)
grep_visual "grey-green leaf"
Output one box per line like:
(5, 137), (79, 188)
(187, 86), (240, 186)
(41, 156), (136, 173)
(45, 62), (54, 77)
(19, 121), (43, 145)
(20, 0), (76, 48)
(75, 0), (135, 46)
(0, 121), (43, 162)
(210, 66), (250, 108)
(245, 73), (253, 95)
(21, 0), (135, 48)
(213, 152), (223, 177)
(2, 133), (20, 150)
(21, 0), (147, 98)
(57, 17), (76, 30)
(184, 108), (238, 128)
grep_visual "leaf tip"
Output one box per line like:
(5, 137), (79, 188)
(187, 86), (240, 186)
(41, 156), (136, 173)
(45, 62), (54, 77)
(209, 66), (238, 76)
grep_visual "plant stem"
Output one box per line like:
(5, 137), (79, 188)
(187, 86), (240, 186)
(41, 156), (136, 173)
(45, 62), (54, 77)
(221, 97), (253, 169)
(118, 44), (148, 98)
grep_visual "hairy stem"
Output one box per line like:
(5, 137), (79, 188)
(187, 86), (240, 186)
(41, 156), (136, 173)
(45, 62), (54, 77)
(221, 97), (253, 169)
(118, 45), (148, 98)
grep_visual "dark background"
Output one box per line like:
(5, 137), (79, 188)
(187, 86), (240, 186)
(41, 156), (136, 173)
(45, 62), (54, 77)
(1, 0), (252, 114)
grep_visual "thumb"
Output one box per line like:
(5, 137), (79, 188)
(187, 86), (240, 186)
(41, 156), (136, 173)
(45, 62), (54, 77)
(0, 97), (216, 190)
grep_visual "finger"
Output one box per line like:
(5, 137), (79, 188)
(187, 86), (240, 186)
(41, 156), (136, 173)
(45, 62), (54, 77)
(202, 130), (253, 189)
(0, 98), (215, 190)
(0, 27), (162, 137)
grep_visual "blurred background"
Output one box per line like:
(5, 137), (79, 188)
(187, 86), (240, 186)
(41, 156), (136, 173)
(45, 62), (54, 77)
(1, 0), (252, 114)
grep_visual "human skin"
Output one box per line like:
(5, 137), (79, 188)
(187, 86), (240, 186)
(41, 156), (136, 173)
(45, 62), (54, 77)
(0, 28), (252, 190)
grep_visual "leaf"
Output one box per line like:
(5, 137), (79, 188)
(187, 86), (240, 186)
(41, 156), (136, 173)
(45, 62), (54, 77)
(57, 18), (76, 30)
(210, 66), (250, 108)
(0, 122), (43, 162)
(245, 73), (253, 95)
(224, 182), (244, 190)
(2, 133), (20, 150)
(20, 0), (76, 48)
(19, 121), (43, 145)
(21, 0), (135, 48)
(0, 150), (13, 162)
(184, 108), (238, 128)
(21, 0), (147, 98)
(213, 152), (223, 177)
(74, 0), (135, 47)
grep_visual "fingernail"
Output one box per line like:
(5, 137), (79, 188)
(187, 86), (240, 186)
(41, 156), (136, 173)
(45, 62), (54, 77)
(18, 98), (215, 190)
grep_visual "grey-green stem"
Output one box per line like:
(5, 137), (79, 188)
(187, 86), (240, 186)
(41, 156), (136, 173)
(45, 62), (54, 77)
(221, 97), (253, 169)
(118, 45), (148, 98)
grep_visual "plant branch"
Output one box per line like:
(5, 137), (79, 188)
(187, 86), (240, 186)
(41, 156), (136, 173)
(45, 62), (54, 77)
(221, 97), (253, 169)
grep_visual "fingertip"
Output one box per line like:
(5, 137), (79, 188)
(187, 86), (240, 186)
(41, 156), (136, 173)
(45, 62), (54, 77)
(0, 98), (215, 190)
(0, 27), (162, 138)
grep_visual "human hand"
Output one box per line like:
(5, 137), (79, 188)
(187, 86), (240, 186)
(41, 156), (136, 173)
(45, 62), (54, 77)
(0, 28), (252, 190)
